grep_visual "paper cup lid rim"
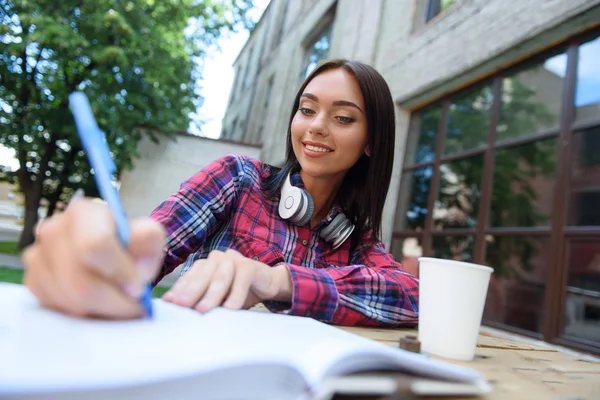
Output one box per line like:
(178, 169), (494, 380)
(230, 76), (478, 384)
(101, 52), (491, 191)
(417, 257), (494, 273)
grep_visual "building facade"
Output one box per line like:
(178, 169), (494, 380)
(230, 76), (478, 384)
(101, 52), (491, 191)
(222, 0), (600, 354)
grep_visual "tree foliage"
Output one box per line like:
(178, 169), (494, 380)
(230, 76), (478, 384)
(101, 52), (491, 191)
(0, 0), (255, 248)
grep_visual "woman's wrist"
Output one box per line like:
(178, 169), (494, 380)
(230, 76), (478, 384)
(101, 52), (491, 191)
(270, 264), (293, 302)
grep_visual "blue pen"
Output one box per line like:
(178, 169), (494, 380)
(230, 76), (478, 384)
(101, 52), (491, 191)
(68, 91), (153, 318)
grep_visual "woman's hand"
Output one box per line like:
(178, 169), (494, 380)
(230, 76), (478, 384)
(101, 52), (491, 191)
(23, 197), (166, 319)
(162, 249), (293, 312)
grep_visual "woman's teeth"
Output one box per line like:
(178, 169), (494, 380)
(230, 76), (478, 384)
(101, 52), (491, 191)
(305, 145), (331, 152)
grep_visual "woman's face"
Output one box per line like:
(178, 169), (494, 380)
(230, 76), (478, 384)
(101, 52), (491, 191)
(291, 68), (368, 181)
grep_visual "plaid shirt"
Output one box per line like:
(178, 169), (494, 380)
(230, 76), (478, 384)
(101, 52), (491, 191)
(149, 154), (419, 327)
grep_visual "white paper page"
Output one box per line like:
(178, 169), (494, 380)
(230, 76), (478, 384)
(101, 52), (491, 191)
(0, 282), (487, 397)
(266, 315), (488, 390)
(0, 283), (300, 395)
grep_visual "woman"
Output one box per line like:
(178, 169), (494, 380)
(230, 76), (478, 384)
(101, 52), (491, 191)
(23, 59), (419, 327)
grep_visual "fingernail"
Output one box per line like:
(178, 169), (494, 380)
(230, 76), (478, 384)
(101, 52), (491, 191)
(123, 281), (143, 299)
(67, 189), (85, 209)
(137, 257), (158, 282)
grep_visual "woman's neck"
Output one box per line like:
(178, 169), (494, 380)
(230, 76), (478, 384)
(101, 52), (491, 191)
(299, 170), (343, 228)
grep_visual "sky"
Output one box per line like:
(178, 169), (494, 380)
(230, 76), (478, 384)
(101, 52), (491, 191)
(189, 0), (270, 138)
(0, 0), (270, 171)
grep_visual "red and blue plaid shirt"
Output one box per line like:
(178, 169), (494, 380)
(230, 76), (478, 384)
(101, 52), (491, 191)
(149, 154), (419, 327)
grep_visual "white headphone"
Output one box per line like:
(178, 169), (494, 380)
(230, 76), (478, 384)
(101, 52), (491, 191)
(278, 172), (355, 249)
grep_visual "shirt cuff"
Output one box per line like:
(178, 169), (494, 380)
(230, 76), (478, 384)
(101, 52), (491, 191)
(264, 263), (339, 322)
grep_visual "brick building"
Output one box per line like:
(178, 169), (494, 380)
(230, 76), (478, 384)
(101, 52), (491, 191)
(221, 0), (600, 354)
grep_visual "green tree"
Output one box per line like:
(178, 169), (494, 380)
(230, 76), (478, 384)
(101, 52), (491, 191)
(0, 0), (255, 248)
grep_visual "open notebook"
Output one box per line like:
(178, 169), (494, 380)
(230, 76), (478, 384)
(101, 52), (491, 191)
(0, 282), (491, 399)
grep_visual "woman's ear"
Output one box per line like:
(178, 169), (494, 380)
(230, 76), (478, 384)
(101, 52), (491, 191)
(365, 146), (371, 157)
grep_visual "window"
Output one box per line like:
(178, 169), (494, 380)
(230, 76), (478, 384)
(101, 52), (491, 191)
(302, 20), (332, 78)
(426, 0), (457, 22)
(394, 29), (600, 354)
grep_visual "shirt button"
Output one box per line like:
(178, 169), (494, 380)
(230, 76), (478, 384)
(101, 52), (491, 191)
(252, 256), (259, 261)
(302, 240), (308, 246)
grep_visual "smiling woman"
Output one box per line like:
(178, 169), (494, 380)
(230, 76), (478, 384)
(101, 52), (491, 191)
(22, 59), (419, 328)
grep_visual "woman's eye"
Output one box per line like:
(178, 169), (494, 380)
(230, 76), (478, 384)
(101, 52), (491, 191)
(337, 116), (355, 124)
(300, 108), (315, 115)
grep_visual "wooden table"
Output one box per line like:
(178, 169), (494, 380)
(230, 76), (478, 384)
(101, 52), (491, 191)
(252, 304), (600, 399)
(338, 325), (600, 399)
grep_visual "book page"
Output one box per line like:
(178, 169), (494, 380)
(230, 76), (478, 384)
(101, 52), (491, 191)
(0, 282), (487, 398)
(0, 283), (300, 396)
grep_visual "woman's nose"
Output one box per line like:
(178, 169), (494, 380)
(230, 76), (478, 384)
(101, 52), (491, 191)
(308, 113), (329, 136)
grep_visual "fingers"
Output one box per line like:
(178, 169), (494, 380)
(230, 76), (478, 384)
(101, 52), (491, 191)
(127, 219), (166, 282)
(36, 207), (142, 319)
(24, 231), (142, 319)
(195, 258), (234, 313)
(23, 195), (161, 320)
(162, 250), (256, 313)
(67, 199), (143, 297)
(223, 264), (253, 310)
(163, 259), (217, 308)
(23, 244), (71, 314)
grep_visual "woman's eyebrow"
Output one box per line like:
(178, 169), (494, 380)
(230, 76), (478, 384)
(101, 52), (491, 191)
(301, 93), (364, 114)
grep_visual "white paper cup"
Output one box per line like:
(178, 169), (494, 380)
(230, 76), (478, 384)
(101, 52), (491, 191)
(417, 257), (493, 361)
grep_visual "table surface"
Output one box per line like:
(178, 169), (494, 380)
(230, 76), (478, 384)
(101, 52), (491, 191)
(252, 304), (600, 399)
(339, 325), (600, 400)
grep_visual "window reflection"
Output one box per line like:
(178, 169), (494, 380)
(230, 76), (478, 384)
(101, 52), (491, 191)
(404, 107), (440, 166)
(395, 167), (432, 231)
(433, 235), (474, 262)
(434, 155), (483, 230)
(569, 127), (600, 226)
(575, 36), (600, 123)
(564, 239), (600, 342)
(391, 237), (423, 277)
(426, 0), (457, 21)
(445, 84), (492, 155)
(303, 23), (332, 78)
(484, 236), (549, 333)
(490, 138), (556, 227)
(498, 52), (566, 142)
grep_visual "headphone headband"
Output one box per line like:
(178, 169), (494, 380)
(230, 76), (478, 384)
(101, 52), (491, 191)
(278, 171), (354, 250)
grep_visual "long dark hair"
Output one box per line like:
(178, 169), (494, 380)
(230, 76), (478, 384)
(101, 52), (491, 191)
(263, 59), (396, 251)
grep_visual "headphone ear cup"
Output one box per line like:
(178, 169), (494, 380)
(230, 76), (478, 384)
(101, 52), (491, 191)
(331, 223), (354, 249)
(279, 185), (304, 221)
(294, 189), (314, 226)
(320, 213), (348, 242)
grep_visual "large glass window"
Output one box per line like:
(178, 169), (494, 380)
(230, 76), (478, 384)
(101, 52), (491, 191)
(569, 126), (600, 227)
(575, 36), (600, 123)
(426, 0), (458, 22)
(394, 30), (600, 354)
(499, 52), (567, 142)
(485, 236), (549, 333)
(563, 239), (600, 342)
(435, 155), (483, 230)
(445, 83), (492, 155)
(490, 138), (557, 227)
(303, 22), (332, 78)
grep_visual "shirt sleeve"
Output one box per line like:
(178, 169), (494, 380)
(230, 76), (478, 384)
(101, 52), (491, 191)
(148, 154), (248, 286)
(263, 234), (419, 327)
